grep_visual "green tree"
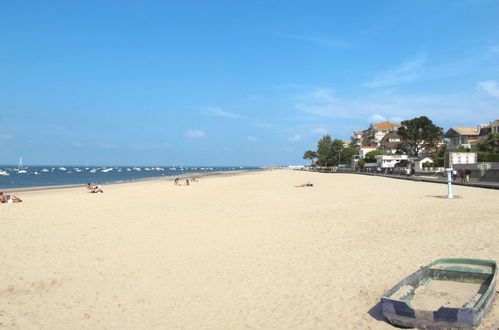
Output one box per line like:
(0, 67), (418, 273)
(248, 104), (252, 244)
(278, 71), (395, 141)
(397, 116), (443, 157)
(475, 133), (499, 153)
(364, 150), (385, 163)
(429, 153), (444, 167)
(340, 147), (357, 164)
(316, 135), (333, 166)
(357, 158), (366, 170)
(456, 145), (471, 152)
(330, 139), (344, 166)
(302, 150), (318, 165)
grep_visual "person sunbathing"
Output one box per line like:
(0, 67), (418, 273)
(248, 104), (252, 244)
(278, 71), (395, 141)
(295, 181), (315, 187)
(87, 183), (104, 193)
(91, 184), (104, 193)
(0, 192), (22, 203)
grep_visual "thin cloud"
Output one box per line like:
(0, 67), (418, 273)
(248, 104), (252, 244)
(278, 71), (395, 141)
(294, 87), (499, 124)
(97, 142), (118, 148)
(289, 134), (302, 142)
(185, 129), (206, 138)
(204, 106), (241, 119)
(362, 53), (427, 88)
(252, 122), (277, 129)
(369, 114), (386, 122)
(0, 134), (13, 140)
(389, 117), (404, 123)
(310, 127), (327, 135)
(477, 80), (499, 98)
(247, 136), (258, 142)
(279, 33), (349, 48)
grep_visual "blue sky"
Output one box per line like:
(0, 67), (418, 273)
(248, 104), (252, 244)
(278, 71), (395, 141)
(1, 0), (498, 166)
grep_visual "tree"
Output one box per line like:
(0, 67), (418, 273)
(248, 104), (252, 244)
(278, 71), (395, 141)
(357, 158), (366, 170)
(316, 135), (333, 166)
(397, 116), (443, 157)
(475, 133), (499, 153)
(364, 150), (385, 163)
(330, 139), (344, 166)
(340, 147), (357, 164)
(456, 145), (471, 152)
(303, 150), (318, 165)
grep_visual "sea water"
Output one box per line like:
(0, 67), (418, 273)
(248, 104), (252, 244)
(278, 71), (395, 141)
(0, 165), (259, 189)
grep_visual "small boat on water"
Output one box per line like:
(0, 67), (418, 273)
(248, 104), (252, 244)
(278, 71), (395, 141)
(17, 157), (27, 174)
(0, 170), (9, 176)
(381, 258), (497, 329)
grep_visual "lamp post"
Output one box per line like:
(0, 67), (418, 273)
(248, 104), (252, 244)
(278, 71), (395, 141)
(445, 168), (453, 199)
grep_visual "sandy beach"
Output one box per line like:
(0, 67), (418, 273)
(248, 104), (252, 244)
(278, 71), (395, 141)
(1, 169), (498, 329)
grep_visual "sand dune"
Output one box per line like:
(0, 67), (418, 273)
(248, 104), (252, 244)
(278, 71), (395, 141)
(1, 169), (498, 329)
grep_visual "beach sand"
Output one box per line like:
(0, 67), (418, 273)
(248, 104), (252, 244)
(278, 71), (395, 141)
(1, 169), (498, 329)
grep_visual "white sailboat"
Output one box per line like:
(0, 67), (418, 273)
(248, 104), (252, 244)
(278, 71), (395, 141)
(17, 157), (27, 174)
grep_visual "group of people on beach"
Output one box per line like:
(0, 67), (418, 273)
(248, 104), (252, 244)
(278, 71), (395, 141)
(87, 183), (104, 193)
(451, 169), (472, 183)
(3, 176), (315, 203)
(174, 177), (198, 186)
(0, 192), (22, 204)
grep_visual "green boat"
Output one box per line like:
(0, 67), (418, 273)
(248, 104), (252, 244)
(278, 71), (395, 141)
(381, 258), (497, 329)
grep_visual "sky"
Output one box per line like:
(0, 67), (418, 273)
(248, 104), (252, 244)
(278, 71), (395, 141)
(1, 0), (498, 166)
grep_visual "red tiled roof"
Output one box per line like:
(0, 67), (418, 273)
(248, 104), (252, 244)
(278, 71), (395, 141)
(449, 127), (479, 135)
(372, 121), (401, 130)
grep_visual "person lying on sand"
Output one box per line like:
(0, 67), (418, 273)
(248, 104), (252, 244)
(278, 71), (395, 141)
(191, 177), (198, 182)
(0, 192), (23, 203)
(295, 181), (315, 187)
(87, 183), (104, 193)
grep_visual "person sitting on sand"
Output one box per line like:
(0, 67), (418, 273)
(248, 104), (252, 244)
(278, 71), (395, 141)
(0, 192), (23, 203)
(174, 178), (179, 185)
(185, 179), (190, 186)
(295, 181), (314, 187)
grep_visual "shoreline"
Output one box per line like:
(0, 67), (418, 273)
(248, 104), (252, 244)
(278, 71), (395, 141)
(0, 168), (264, 194)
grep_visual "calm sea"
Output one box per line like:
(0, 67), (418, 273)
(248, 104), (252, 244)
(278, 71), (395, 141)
(0, 165), (259, 189)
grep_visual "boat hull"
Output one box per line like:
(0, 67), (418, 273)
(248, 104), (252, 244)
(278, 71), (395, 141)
(381, 258), (497, 329)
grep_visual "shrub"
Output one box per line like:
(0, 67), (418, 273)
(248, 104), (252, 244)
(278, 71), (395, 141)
(477, 152), (499, 162)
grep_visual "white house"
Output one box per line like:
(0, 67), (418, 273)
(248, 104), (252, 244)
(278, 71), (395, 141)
(444, 152), (477, 168)
(414, 156), (435, 172)
(358, 146), (380, 159)
(376, 154), (408, 169)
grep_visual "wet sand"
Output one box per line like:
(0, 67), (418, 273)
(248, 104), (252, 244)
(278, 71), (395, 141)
(1, 169), (498, 329)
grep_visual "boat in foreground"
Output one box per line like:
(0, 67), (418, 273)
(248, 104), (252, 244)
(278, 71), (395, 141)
(381, 258), (497, 329)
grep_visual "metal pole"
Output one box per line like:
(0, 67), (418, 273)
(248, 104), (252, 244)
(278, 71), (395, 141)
(445, 168), (453, 199)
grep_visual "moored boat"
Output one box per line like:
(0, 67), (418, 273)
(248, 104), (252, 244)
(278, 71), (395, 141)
(381, 258), (497, 329)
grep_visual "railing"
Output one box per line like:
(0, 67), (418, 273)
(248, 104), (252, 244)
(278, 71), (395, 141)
(420, 167), (445, 172)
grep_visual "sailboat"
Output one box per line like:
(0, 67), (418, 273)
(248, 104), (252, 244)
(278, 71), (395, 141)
(17, 157), (27, 174)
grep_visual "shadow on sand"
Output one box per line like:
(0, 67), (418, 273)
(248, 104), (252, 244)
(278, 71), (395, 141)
(368, 302), (410, 329)
(425, 194), (462, 199)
